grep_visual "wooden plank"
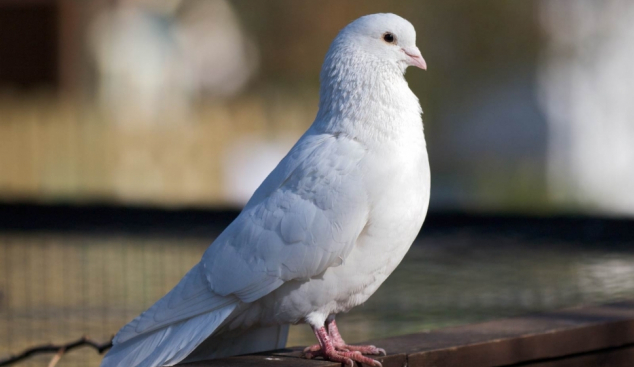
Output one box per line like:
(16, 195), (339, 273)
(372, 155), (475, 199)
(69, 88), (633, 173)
(180, 301), (634, 367)
(179, 354), (339, 367)
(516, 346), (634, 367)
(374, 300), (634, 366)
(269, 346), (405, 367)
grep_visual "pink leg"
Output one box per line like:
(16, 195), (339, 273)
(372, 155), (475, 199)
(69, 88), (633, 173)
(328, 319), (386, 356)
(303, 325), (382, 367)
(303, 318), (385, 366)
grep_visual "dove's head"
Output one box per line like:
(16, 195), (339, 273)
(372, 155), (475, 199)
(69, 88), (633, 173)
(316, 13), (424, 134)
(330, 13), (426, 74)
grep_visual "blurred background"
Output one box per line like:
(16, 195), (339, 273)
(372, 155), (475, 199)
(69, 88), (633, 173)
(1, 0), (634, 366)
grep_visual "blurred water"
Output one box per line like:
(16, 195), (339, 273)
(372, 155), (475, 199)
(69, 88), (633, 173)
(1, 230), (634, 366)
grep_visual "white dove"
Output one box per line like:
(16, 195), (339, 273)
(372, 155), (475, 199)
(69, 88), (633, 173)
(100, 13), (429, 367)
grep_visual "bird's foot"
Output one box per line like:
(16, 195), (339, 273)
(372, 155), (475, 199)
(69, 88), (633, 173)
(303, 344), (382, 367)
(304, 323), (384, 366)
(303, 343), (385, 356)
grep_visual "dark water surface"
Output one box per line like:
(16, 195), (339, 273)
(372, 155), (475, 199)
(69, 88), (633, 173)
(1, 213), (633, 366)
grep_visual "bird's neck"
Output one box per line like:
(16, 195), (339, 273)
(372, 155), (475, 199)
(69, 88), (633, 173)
(313, 48), (423, 144)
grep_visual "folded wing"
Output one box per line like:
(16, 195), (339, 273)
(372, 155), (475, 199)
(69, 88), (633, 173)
(203, 132), (370, 300)
(101, 131), (369, 367)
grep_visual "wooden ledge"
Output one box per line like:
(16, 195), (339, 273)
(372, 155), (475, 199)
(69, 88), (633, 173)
(180, 300), (634, 367)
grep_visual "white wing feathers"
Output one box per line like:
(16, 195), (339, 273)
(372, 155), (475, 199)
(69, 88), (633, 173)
(103, 263), (239, 367)
(203, 132), (369, 301)
(101, 132), (369, 367)
(113, 263), (238, 344)
(101, 303), (236, 367)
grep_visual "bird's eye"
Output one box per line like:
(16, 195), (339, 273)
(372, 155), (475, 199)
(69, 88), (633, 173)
(383, 32), (395, 44)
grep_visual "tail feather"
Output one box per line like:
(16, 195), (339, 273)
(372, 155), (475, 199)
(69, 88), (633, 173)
(114, 263), (234, 345)
(100, 303), (237, 367)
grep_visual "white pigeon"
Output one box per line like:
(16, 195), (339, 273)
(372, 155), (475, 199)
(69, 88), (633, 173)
(101, 13), (429, 367)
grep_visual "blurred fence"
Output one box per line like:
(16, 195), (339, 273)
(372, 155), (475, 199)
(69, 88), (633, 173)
(2, 210), (634, 366)
(0, 232), (208, 367)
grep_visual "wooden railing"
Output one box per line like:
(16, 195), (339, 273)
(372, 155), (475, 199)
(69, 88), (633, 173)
(181, 300), (634, 367)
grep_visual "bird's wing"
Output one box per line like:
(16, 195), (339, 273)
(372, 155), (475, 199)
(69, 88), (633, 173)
(102, 263), (239, 367)
(202, 131), (370, 302)
(112, 262), (238, 344)
(102, 131), (369, 367)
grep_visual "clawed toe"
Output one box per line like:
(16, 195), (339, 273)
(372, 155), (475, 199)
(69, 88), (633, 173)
(328, 350), (381, 367)
(303, 347), (382, 366)
(302, 344), (322, 358)
(341, 344), (386, 356)
(304, 322), (385, 366)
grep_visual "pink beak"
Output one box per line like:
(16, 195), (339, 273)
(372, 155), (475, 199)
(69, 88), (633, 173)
(403, 47), (427, 70)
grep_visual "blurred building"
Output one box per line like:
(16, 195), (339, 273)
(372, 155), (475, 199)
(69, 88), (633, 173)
(0, 0), (257, 98)
(88, 0), (258, 125)
(539, 0), (634, 215)
(0, 1), (632, 215)
(0, 0), (282, 207)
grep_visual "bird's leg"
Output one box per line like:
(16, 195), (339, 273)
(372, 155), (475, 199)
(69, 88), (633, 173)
(302, 316), (340, 355)
(302, 320), (383, 367)
(327, 319), (386, 356)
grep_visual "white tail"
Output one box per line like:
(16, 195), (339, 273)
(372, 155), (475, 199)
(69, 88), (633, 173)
(100, 303), (237, 367)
